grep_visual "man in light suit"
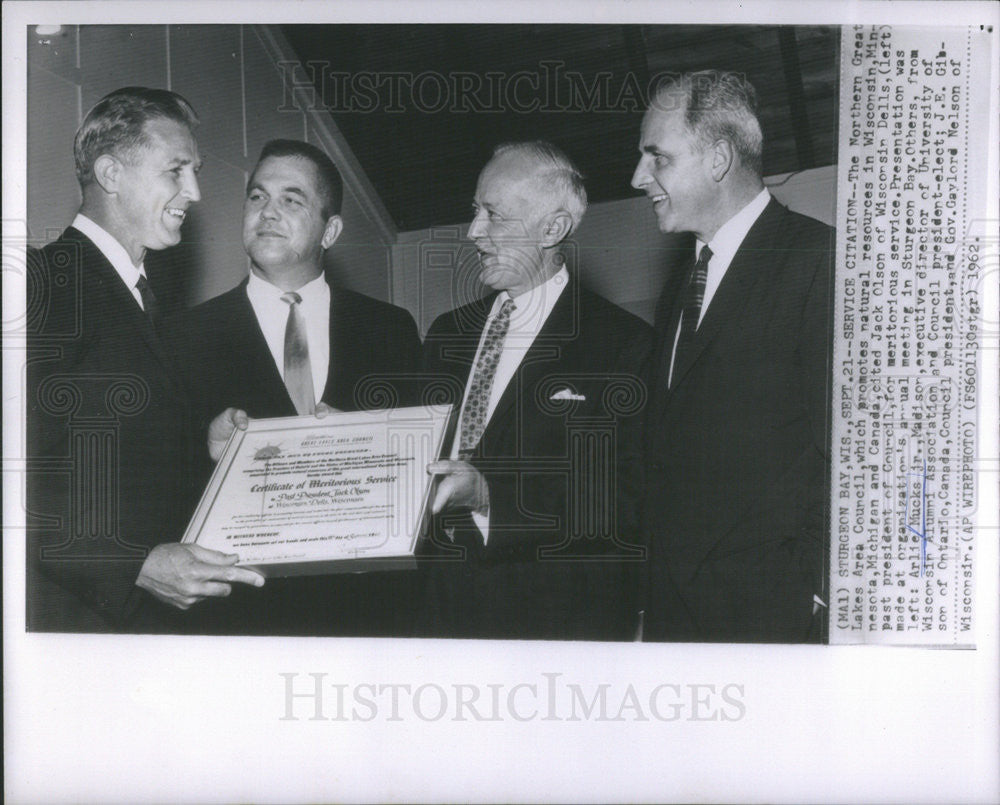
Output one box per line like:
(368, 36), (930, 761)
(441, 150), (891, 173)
(632, 71), (833, 642)
(419, 141), (652, 640)
(27, 87), (264, 632)
(165, 139), (422, 634)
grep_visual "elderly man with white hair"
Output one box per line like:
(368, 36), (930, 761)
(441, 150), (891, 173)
(419, 140), (652, 641)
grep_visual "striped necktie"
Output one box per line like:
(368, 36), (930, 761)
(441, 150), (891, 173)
(135, 274), (159, 329)
(670, 244), (712, 387)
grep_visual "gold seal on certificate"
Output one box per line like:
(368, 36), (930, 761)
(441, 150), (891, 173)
(182, 405), (452, 576)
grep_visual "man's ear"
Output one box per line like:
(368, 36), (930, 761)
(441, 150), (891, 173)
(92, 154), (122, 194)
(321, 215), (343, 250)
(541, 210), (573, 247)
(709, 139), (736, 182)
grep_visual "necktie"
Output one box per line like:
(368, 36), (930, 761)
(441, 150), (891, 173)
(458, 298), (515, 459)
(135, 274), (159, 329)
(670, 244), (712, 387)
(281, 291), (315, 415)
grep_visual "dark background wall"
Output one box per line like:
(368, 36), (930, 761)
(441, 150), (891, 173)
(28, 24), (836, 331)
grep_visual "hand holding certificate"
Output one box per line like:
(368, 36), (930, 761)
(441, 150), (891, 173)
(183, 405), (452, 576)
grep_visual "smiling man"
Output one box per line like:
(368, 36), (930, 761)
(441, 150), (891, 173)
(419, 141), (652, 641)
(164, 139), (422, 635)
(632, 71), (834, 643)
(27, 87), (265, 632)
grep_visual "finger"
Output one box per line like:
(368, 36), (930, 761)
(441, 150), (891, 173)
(428, 460), (464, 475)
(432, 476), (455, 514)
(198, 581), (234, 599)
(230, 408), (249, 430)
(314, 402), (341, 418)
(223, 567), (266, 587)
(186, 544), (241, 565)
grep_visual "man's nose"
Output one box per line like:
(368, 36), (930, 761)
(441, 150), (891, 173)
(631, 155), (653, 191)
(260, 196), (280, 219)
(467, 211), (486, 241)
(183, 170), (202, 203)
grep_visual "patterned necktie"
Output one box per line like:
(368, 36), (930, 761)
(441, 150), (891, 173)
(459, 298), (516, 459)
(281, 291), (315, 415)
(670, 244), (712, 387)
(135, 274), (159, 329)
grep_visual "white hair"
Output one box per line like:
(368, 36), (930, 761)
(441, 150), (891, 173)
(492, 140), (588, 232)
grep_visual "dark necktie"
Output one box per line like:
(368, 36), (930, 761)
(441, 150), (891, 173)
(281, 291), (315, 415)
(458, 298), (515, 459)
(670, 244), (712, 388)
(135, 274), (159, 329)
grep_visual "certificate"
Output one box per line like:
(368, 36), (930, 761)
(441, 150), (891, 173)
(182, 405), (452, 576)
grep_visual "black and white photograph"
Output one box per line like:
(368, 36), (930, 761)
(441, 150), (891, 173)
(4, 1), (998, 802)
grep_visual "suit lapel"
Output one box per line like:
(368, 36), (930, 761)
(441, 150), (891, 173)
(657, 253), (694, 377)
(663, 200), (786, 396)
(444, 295), (494, 395)
(322, 289), (342, 405)
(323, 287), (363, 407)
(234, 281), (296, 414)
(69, 228), (178, 387)
(480, 281), (574, 452)
(648, 243), (694, 421)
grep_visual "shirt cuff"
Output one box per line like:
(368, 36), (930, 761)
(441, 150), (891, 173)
(471, 509), (490, 545)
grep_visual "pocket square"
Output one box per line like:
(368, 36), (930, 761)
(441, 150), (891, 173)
(550, 388), (586, 401)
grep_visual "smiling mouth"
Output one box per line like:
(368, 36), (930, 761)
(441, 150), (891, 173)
(650, 194), (667, 205)
(165, 207), (187, 220)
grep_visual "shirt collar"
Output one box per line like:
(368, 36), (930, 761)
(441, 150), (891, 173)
(698, 188), (771, 269)
(247, 270), (329, 306)
(72, 213), (146, 289)
(490, 265), (569, 334)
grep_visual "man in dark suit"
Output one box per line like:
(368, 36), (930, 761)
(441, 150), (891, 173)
(632, 71), (833, 642)
(27, 87), (265, 632)
(164, 139), (422, 634)
(419, 141), (652, 640)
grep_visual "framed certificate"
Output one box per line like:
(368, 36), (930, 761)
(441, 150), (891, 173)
(182, 405), (452, 576)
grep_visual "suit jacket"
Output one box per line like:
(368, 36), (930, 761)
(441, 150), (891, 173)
(162, 277), (423, 635)
(418, 280), (652, 640)
(26, 227), (199, 632)
(641, 199), (834, 643)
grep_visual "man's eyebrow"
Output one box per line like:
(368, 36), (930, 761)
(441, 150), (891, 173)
(166, 155), (203, 172)
(642, 144), (663, 156)
(246, 182), (309, 197)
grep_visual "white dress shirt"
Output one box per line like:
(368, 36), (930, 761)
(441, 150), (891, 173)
(667, 189), (771, 385)
(246, 271), (330, 399)
(72, 213), (149, 310)
(453, 266), (569, 541)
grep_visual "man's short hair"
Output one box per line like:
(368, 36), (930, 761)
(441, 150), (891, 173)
(251, 139), (344, 219)
(653, 70), (764, 176)
(74, 87), (199, 188)
(492, 140), (588, 232)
